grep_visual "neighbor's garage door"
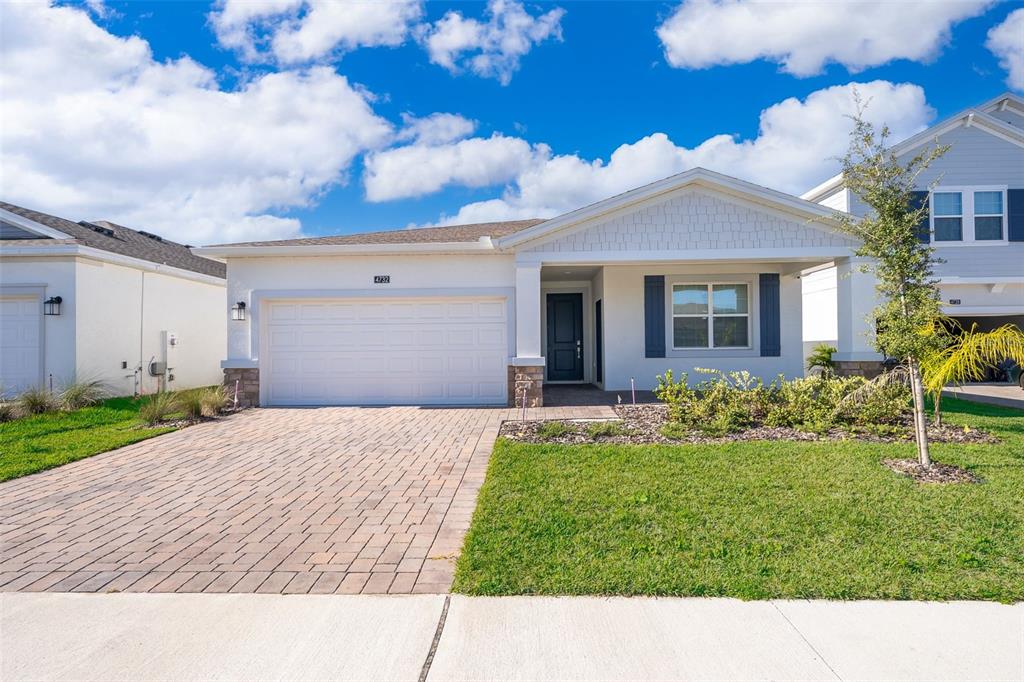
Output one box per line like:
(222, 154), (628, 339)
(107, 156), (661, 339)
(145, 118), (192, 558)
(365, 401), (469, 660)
(0, 296), (41, 397)
(264, 297), (508, 405)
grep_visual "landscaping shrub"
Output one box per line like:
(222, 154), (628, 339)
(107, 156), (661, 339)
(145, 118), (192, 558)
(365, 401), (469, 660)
(536, 421), (573, 439)
(18, 387), (58, 415)
(656, 368), (910, 434)
(178, 391), (204, 421)
(138, 392), (180, 425)
(199, 386), (229, 417)
(806, 343), (838, 375)
(59, 380), (109, 411)
(586, 421), (630, 439)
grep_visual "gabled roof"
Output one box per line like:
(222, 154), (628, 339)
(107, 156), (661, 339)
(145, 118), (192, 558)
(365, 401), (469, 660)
(803, 92), (1024, 202)
(0, 202), (226, 278)
(495, 167), (846, 249)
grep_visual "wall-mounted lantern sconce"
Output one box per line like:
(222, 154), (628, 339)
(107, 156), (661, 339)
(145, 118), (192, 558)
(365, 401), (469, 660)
(43, 296), (63, 316)
(231, 301), (247, 321)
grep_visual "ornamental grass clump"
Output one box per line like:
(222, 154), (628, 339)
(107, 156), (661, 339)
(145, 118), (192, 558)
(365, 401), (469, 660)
(18, 387), (58, 415)
(138, 392), (180, 426)
(199, 386), (229, 417)
(59, 380), (109, 411)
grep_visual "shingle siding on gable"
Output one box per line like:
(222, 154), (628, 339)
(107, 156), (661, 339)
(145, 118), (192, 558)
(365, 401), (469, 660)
(901, 125), (1024, 188)
(523, 191), (858, 253)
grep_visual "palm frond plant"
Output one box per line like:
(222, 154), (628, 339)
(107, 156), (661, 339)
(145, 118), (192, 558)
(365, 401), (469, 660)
(807, 343), (838, 375)
(921, 323), (1024, 425)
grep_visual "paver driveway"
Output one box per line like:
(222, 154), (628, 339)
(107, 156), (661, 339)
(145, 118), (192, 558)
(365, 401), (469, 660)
(0, 402), (612, 595)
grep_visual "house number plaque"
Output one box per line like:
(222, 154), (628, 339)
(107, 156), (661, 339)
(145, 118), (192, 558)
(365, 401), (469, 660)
(374, 275), (391, 284)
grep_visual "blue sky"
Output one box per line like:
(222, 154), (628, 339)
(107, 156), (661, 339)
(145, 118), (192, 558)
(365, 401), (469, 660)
(2, 1), (1022, 244)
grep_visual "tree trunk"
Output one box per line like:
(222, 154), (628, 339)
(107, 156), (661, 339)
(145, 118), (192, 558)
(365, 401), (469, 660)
(933, 390), (942, 426)
(907, 359), (932, 467)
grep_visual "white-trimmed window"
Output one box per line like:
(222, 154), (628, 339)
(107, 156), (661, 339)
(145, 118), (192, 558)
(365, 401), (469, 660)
(671, 283), (750, 349)
(930, 186), (1007, 244)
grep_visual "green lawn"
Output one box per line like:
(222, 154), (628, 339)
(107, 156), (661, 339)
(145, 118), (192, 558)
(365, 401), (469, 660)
(454, 397), (1024, 601)
(0, 397), (175, 482)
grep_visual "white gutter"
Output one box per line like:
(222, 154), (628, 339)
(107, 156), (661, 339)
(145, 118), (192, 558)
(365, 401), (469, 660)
(0, 242), (226, 286)
(192, 235), (497, 258)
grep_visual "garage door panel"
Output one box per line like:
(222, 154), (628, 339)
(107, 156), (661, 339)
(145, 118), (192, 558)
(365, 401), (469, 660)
(0, 296), (41, 396)
(265, 297), (508, 405)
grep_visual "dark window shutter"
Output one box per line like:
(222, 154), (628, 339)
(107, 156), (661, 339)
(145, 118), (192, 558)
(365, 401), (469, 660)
(910, 190), (930, 243)
(644, 275), (665, 358)
(759, 273), (781, 357)
(1008, 189), (1024, 242)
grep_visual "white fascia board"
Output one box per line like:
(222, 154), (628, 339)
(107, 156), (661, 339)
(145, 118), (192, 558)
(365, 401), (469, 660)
(801, 175), (845, 202)
(192, 236), (495, 259)
(496, 168), (843, 249)
(0, 243), (225, 286)
(939, 276), (1024, 285)
(515, 246), (854, 265)
(0, 208), (72, 239)
(942, 305), (1024, 315)
(978, 92), (1024, 115)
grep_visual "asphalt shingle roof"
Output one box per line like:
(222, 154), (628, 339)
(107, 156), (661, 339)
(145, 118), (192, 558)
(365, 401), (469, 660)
(211, 218), (546, 247)
(0, 202), (226, 278)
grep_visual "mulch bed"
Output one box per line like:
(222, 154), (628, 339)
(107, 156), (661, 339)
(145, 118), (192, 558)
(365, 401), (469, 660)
(883, 458), (981, 484)
(498, 403), (998, 446)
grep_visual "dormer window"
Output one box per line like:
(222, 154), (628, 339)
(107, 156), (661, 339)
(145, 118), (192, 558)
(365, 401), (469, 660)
(930, 186), (1007, 245)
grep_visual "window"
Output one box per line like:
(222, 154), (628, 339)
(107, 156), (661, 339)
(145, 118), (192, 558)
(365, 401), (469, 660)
(932, 192), (962, 242)
(974, 191), (1003, 240)
(930, 187), (1007, 244)
(672, 283), (749, 349)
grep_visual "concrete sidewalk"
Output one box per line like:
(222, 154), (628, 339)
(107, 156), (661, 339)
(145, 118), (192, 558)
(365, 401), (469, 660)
(2, 594), (1021, 681)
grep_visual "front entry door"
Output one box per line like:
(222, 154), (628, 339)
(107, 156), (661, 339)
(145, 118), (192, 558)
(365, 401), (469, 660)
(546, 293), (583, 381)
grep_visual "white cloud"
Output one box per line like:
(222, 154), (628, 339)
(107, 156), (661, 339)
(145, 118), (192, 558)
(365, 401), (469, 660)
(657, 0), (992, 77)
(210, 0), (423, 64)
(1, 1), (393, 244)
(415, 81), (933, 225)
(396, 112), (477, 145)
(420, 0), (565, 85)
(987, 9), (1024, 91)
(364, 135), (543, 202)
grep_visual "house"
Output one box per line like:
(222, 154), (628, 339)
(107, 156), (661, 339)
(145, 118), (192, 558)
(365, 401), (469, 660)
(0, 202), (227, 398)
(193, 168), (875, 407)
(802, 92), (1024, 360)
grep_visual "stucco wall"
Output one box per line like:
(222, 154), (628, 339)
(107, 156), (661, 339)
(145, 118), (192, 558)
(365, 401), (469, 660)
(0, 257), (77, 389)
(802, 268), (838, 343)
(75, 259), (226, 395)
(599, 263), (804, 391)
(225, 254), (516, 362)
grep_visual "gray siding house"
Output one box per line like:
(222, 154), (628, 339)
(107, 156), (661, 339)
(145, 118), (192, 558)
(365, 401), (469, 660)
(802, 93), (1024, 362)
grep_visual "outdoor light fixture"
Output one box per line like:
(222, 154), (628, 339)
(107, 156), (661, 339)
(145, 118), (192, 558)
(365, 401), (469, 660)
(43, 296), (62, 316)
(231, 301), (247, 321)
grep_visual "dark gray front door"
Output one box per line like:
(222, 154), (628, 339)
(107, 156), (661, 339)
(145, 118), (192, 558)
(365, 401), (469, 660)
(546, 293), (583, 381)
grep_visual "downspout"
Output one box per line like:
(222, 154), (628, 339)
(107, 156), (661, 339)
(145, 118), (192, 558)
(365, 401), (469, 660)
(139, 270), (145, 394)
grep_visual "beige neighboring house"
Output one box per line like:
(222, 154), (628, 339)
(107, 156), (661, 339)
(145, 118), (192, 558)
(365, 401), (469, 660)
(0, 202), (227, 398)
(195, 168), (877, 408)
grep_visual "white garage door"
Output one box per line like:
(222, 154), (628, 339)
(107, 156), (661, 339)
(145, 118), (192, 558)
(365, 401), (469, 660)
(264, 297), (508, 406)
(0, 296), (42, 397)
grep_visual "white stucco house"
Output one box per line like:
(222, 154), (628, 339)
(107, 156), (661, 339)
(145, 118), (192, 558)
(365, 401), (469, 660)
(802, 92), (1024, 358)
(195, 168), (879, 408)
(0, 202), (227, 398)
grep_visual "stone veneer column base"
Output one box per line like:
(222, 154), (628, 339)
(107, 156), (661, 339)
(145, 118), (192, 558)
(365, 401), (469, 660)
(224, 367), (259, 407)
(508, 364), (543, 407)
(833, 360), (884, 379)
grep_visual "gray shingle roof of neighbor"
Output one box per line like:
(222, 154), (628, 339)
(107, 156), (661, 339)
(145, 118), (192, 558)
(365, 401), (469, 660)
(211, 218), (547, 247)
(0, 201), (226, 278)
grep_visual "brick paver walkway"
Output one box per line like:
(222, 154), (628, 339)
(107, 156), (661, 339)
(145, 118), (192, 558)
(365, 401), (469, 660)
(0, 402), (613, 595)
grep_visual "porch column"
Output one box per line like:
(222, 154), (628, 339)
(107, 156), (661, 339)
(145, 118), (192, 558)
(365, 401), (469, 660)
(511, 261), (544, 407)
(833, 256), (884, 377)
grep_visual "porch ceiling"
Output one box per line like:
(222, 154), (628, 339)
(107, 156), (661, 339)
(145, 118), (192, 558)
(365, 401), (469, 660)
(540, 265), (600, 282)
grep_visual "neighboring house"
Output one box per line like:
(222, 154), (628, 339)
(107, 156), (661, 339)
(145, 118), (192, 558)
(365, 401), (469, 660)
(802, 92), (1024, 361)
(194, 168), (874, 407)
(0, 202), (227, 398)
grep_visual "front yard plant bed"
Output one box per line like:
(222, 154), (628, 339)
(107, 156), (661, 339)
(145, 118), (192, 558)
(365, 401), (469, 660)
(455, 398), (1024, 601)
(498, 403), (997, 446)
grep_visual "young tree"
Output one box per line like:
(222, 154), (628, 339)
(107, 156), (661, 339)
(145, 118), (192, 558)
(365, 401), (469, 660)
(831, 102), (949, 466)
